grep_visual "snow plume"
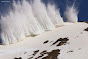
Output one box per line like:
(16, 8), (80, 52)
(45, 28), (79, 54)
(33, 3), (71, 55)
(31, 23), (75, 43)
(64, 4), (78, 23)
(0, 0), (63, 45)
(47, 3), (63, 25)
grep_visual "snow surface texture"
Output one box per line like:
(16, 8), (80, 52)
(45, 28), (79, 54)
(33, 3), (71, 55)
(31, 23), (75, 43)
(0, 22), (88, 59)
(0, 0), (78, 45)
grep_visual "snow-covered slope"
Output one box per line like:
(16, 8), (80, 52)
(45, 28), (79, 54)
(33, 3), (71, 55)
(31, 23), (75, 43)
(0, 22), (88, 59)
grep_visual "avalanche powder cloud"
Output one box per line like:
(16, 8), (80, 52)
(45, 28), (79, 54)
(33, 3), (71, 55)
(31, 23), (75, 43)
(0, 0), (78, 45)
(64, 4), (78, 23)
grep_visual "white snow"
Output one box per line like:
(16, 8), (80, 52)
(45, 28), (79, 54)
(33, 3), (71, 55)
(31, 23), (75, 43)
(0, 22), (88, 59)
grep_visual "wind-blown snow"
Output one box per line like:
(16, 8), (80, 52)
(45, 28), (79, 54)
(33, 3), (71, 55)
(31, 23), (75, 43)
(64, 4), (78, 23)
(0, 0), (78, 45)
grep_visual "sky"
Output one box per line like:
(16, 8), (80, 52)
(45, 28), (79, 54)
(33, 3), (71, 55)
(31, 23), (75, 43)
(0, 0), (88, 22)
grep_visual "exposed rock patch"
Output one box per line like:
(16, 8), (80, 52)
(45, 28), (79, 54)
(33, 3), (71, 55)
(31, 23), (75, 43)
(14, 57), (22, 59)
(42, 49), (60, 59)
(28, 50), (39, 59)
(56, 38), (69, 46)
(43, 40), (49, 44)
(84, 27), (88, 31)
(35, 50), (47, 59)
(51, 38), (69, 46)
(34, 49), (60, 59)
(67, 51), (73, 53)
(33, 50), (39, 56)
